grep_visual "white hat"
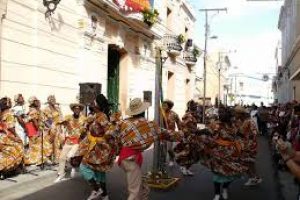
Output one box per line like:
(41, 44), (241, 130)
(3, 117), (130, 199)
(126, 98), (150, 116)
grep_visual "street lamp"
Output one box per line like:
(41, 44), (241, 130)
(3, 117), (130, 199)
(43, 0), (61, 16)
(200, 8), (227, 124)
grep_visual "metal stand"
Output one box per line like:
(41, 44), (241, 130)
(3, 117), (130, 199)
(144, 47), (179, 190)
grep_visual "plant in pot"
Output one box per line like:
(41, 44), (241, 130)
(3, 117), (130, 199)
(177, 34), (186, 44)
(142, 9), (159, 27)
(193, 47), (201, 58)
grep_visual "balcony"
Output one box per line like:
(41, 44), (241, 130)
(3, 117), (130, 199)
(184, 51), (197, 66)
(163, 35), (183, 56)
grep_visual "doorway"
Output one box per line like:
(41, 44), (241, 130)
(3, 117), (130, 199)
(107, 44), (121, 112)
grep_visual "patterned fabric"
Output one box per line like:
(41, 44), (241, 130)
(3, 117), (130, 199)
(174, 140), (200, 167)
(181, 112), (198, 135)
(238, 118), (258, 162)
(64, 115), (87, 145)
(196, 122), (249, 176)
(111, 117), (184, 151)
(173, 111), (199, 167)
(117, 118), (160, 150)
(43, 106), (64, 163)
(2, 111), (16, 129)
(79, 133), (116, 172)
(0, 120), (23, 171)
(25, 107), (52, 165)
(79, 111), (117, 172)
(164, 110), (181, 131)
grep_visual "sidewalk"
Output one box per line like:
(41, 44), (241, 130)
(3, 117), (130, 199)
(0, 165), (57, 200)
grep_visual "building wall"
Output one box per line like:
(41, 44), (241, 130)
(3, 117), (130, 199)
(1, 0), (197, 118)
(1, 0), (156, 115)
(278, 0), (300, 102)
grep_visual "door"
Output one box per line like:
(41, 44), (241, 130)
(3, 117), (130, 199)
(107, 45), (120, 112)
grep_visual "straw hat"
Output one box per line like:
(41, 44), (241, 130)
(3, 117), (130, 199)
(28, 96), (39, 105)
(126, 98), (150, 116)
(234, 105), (249, 114)
(47, 95), (56, 103)
(69, 103), (84, 111)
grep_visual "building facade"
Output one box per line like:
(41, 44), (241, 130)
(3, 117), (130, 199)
(277, 0), (300, 103)
(0, 0), (198, 117)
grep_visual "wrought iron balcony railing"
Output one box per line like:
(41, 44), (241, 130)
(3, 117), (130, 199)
(163, 35), (183, 56)
(184, 51), (197, 66)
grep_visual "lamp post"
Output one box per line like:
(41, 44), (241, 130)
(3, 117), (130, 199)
(199, 8), (227, 124)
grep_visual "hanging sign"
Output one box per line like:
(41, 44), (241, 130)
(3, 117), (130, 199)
(113, 0), (151, 13)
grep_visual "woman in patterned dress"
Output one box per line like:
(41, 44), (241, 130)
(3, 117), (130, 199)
(0, 97), (24, 179)
(25, 96), (52, 166)
(234, 106), (262, 186)
(174, 100), (200, 176)
(79, 94), (117, 200)
(205, 107), (244, 200)
(43, 95), (64, 164)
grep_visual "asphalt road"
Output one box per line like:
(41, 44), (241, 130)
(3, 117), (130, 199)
(20, 137), (281, 200)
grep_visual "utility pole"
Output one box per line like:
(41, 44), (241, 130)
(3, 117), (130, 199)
(199, 8), (227, 123)
(218, 52), (222, 108)
(153, 47), (162, 173)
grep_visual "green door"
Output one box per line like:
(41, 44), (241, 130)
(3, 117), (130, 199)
(107, 45), (120, 112)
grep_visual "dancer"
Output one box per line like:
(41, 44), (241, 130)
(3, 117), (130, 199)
(54, 102), (86, 182)
(12, 94), (27, 146)
(205, 107), (245, 200)
(25, 96), (52, 166)
(79, 94), (116, 200)
(162, 100), (181, 167)
(43, 95), (64, 164)
(112, 98), (183, 200)
(0, 97), (24, 179)
(175, 100), (199, 176)
(234, 106), (262, 186)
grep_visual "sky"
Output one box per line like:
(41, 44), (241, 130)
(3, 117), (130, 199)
(188, 0), (283, 103)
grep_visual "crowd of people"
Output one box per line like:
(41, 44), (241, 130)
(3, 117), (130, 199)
(2, 93), (289, 200)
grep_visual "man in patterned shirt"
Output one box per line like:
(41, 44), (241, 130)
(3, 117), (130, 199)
(162, 100), (181, 167)
(54, 103), (87, 183)
(114, 98), (183, 200)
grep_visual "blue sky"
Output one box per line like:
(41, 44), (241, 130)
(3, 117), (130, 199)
(189, 0), (282, 73)
(188, 0), (283, 102)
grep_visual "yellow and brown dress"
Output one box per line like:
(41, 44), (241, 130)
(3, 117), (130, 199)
(43, 105), (64, 163)
(25, 107), (52, 165)
(0, 111), (24, 172)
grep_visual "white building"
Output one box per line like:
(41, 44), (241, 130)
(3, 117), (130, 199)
(0, 0), (198, 117)
(277, 0), (300, 103)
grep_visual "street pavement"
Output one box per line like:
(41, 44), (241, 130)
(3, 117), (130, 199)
(5, 137), (282, 200)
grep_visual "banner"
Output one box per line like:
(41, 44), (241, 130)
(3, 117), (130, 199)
(113, 0), (152, 13)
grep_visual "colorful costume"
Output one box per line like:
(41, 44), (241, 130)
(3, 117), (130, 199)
(199, 122), (249, 177)
(174, 111), (200, 168)
(43, 105), (64, 163)
(57, 114), (87, 177)
(25, 107), (52, 165)
(0, 111), (24, 172)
